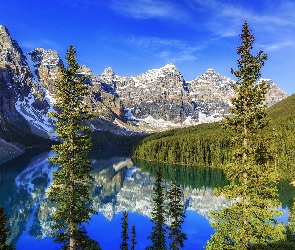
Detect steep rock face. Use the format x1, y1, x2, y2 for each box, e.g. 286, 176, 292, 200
0, 25, 289, 138
259, 79, 288, 106
26, 49, 126, 134
98, 64, 198, 126
0, 26, 52, 142
77, 65, 126, 121
28, 48, 63, 95
188, 68, 234, 122
0, 26, 32, 121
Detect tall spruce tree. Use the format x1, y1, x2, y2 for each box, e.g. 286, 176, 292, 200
167, 180, 187, 250
206, 21, 285, 250
0, 207, 15, 250
47, 46, 99, 250
147, 165, 167, 250
131, 225, 137, 250
120, 211, 129, 250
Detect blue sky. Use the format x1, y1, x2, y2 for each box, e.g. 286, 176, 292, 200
1, 0, 294, 94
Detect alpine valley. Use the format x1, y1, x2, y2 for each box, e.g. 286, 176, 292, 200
0, 25, 288, 154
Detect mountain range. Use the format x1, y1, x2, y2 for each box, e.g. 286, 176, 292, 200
0, 25, 288, 149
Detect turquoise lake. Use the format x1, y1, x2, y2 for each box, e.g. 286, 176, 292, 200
0, 148, 290, 249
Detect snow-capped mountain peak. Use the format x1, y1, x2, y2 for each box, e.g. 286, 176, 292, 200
0, 25, 289, 138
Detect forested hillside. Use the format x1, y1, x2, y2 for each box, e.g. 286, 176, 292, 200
133, 93, 295, 180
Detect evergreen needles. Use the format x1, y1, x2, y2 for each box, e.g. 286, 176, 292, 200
147, 165, 167, 250
206, 21, 285, 250
120, 211, 137, 250
47, 46, 99, 249
120, 211, 129, 250
167, 180, 187, 250
147, 166, 187, 250
0, 207, 14, 250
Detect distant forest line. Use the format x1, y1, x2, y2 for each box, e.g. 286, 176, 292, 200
132, 93, 295, 181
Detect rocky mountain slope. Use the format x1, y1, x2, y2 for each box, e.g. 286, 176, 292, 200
0, 25, 288, 141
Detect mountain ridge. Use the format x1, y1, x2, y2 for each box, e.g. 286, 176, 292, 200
0, 25, 289, 144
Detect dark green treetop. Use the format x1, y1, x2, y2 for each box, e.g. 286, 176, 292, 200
131, 225, 137, 250
47, 45, 98, 250
147, 165, 167, 250
167, 180, 187, 250
206, 21, 285, 250
120, 211, 129, 250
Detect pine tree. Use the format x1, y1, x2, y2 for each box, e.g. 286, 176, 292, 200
120, 211, 129, 250
131, 225, 137, 250
73, 226, 102, 250
0, 207, 15, 250
206, 21, 285, 250
167, 180, 187, 250
47, 45, 99, 250
147, 165, 167, 250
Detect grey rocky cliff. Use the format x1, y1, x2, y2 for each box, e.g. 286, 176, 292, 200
259, 78, 289, 107
0, 25, 289, 138
100, 64, 198, 125
0, 26, 51, 141
0, 26, 32, 120
188, 68, 234, 121
28, 48, 63, 96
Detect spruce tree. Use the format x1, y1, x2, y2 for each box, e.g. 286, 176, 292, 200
120, 211, 129, 250
206, 21, 285, 250
47, 46, 99, 250
131, 225, 137, 250
0, 207, 15, 250
147, 165, 167, 250
167, 180, 187, 250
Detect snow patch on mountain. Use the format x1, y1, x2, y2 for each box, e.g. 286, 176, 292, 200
134, 63, 179, 84
15, 94, 55, 139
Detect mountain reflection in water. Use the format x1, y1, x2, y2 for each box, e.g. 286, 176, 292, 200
0, 148, 236, 249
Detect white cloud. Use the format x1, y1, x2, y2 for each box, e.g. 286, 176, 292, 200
259, 41, 294, 52
106, 0, 186, 20
186, 0, 295, 51
126, 36, 184, 49
158, 50, 196, 63
124, 35, 205, 63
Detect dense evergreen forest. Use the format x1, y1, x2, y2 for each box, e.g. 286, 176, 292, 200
1, 119, 53, 148
91, 130, 146, 154
133, 93, 295, 181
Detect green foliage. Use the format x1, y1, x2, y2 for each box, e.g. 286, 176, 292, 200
61, 226, 102, 250
120, 211, 129, 250
287, 203, 295, 246
147, 165, 167, 250
91, 130, 146, 155
0, 207, 15, 250
47, 45, 98, 249
133, 122, 231, 167
167, 180, 187, 250
206, 21, 285, 250
278, 181, 295, 208
1, 119, 52, 147
265, 93, 295, 180
133, 87, 295, 182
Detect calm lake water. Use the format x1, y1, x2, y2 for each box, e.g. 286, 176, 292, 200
0, 148, 290, 249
